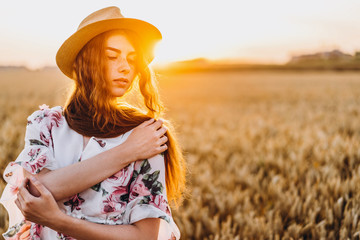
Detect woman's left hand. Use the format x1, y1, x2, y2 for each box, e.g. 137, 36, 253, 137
15, 177, 62, 226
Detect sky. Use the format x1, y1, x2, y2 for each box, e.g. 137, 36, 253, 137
1, 0, 360, 69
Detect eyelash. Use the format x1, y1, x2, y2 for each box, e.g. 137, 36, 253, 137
107, 56, 136, 64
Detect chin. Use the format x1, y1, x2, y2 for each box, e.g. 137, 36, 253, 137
112, 92, 125, 98
111, 88, 128, 98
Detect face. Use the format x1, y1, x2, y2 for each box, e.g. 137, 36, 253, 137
104, 32, 137, 97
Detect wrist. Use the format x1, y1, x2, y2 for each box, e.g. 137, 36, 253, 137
110, 142, 137, 166
47, 210, 69, 232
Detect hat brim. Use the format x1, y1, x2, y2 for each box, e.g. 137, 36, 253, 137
56, 18, 162, 79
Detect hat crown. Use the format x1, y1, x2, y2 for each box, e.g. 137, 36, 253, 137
78, 7, 124, 30
57, 6, 161, 79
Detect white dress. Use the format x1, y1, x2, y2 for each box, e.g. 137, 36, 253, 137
0, 105, 180, 240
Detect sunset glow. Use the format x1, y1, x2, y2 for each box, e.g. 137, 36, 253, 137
0, 0, 360, 69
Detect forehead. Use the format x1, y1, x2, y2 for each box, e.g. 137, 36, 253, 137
105, 32, 136, 53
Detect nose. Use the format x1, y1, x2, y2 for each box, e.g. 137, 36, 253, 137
117, 57, 130, 73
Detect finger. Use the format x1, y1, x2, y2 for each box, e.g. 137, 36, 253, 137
15, 193, 26, 212
137, 118, 155, 128
15, 198, 23, 211
18, 178, 32, 199
17, 192, 25, 203
150, 119, 163, 130
29, 177, 51, 197
158, 144, 168, 153
156, 126, 167, 137
159, 135, 168, 146
20, 177, 29, 189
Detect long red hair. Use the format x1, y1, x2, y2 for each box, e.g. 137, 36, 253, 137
63, 29, 186, 207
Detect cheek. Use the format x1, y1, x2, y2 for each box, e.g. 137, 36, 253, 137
130, 66, 137, 78
106, 63, 117, 79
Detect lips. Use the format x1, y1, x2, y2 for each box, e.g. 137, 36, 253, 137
113, 78, 129, 83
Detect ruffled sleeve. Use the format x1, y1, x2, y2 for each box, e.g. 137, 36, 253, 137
123, 153, 180, 240
14, 107, 62, 174
0, 106, 63, 239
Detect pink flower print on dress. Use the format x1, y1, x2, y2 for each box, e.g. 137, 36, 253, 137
93, 138, 106, 148
30, 223, 43, 240
63, 193, 85, 212
103, 200, 116, 213
129, 174, 151, 201
24, 154, 48, 174
107, 165, 133, 187
5, 221, 32, 240
28, 148, 41, 158
39, 131, 50, 147
111, 186, 127, 202
102, 194, 126, 213
150, 194, 171, 216
56, 232, 77, 240
33, 114, 44, 123
47, 110, 63, 128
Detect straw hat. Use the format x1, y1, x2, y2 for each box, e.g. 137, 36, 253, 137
56, 6, 162, 79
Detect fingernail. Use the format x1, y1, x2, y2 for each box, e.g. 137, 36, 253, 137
31, 176, 37, 182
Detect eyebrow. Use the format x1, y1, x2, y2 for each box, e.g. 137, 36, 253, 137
105, 47, 136, 55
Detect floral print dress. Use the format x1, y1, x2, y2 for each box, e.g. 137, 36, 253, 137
0, 105, 180, 240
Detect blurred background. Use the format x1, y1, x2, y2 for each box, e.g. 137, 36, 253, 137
1, 0, 360, 239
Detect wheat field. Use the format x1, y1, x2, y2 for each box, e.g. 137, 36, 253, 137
0, 69, 360, 239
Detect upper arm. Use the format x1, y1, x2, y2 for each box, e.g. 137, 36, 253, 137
129, 153, 169, 212
132, 218, 161, 240
122, 154, 180, 239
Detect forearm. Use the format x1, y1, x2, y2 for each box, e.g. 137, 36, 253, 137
24, 143, 135, 201
49, 212, 159, 240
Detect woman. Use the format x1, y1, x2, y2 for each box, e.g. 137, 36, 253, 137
0, 6, 186, 240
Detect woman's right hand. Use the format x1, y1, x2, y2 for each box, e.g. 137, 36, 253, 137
122, 118, 168, 161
